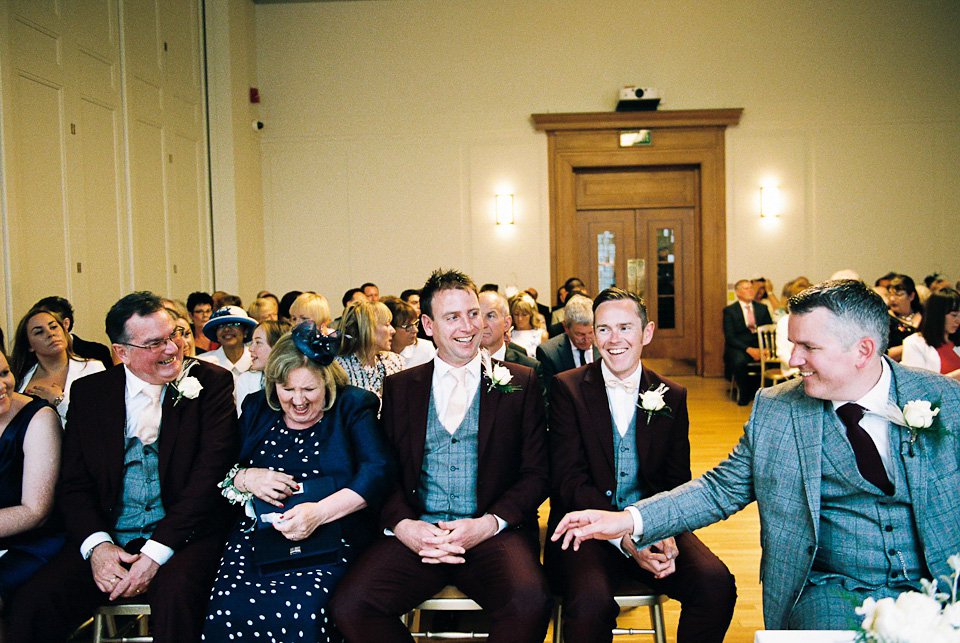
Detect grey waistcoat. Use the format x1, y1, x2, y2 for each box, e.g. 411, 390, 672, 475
418, 383, 481, 523
112, 436, 165, 546
613, 410, 646, 509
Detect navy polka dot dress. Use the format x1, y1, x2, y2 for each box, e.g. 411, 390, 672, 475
202, 420, 350, 643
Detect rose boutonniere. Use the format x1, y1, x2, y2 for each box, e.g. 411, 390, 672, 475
480, 348, 521, 393
638, 383, 672, 425
878, 398, 950, 445
172, 358, 203, 407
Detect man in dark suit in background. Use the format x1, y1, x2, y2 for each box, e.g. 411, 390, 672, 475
478, 290, 546, 402
723, 279, 773, 405
332, 269, 552, 643
537, 293, 599, 399
10, 292, 239, 643
546, 288, 735, 642
35, 295, 114, 368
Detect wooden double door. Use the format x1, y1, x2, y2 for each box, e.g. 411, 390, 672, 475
576, 167, 699, 367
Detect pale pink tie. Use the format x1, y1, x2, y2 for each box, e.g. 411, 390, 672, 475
136, 385, 163, 445
444, 368, 467, 432
745, 303, 757, 333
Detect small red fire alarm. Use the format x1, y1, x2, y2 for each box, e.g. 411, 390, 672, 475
250, 87, 260, 104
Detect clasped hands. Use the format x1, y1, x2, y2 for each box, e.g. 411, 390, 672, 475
90, 542, 159, 601
551, 508, 678, 579
394, 515, 498, 564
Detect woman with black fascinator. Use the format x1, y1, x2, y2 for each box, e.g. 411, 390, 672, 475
203, 321, 395, 643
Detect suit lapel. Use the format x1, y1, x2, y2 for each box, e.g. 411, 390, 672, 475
887, 359, 926, 507
560, 335, 576, 371
102, 368, 129, 497
407, 363, 434, 479
477, 363, 499, 463
635, 367, 659, 474
792, 395, 824, 537
157, 384, 181, 483
581, 362, 615, 475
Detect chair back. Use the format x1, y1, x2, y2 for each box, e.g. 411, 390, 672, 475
757, 324, 787, 387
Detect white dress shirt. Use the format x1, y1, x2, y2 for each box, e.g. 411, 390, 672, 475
601, 361, 642, 438
80, 366, 174, 566
198, 345, 252, 379
430, 353, 482, 433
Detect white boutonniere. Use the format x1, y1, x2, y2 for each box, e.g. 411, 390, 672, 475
876, 398, 950, 445
480, 348, 521, 393
172, 359, 203, 407
638, 383, 672, 425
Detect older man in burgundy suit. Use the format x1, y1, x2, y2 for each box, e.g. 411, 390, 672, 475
9, 292, 238, 643
332, 269, 552, 643
545, 288, 735, 643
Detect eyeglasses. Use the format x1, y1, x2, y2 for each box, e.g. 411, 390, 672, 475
121, 326, 185, 352
398, 321, 419, 332
218, 321, 245, 328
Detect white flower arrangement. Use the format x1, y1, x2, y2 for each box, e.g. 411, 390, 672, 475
218, 464, 253, 506
637, 383, 672, 425
171, 358, 203, 407
856, 554, 960, 643
480, 348, 521, 393
876, 398, 949, 445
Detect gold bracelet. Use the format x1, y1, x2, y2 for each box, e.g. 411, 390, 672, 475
236, 468, 246, 493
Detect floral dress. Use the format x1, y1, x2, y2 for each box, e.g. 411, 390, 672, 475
334, 352, 403, 400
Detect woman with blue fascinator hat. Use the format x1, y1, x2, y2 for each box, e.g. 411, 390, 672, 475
203, 321, 395, 642
197, 306, 258, 379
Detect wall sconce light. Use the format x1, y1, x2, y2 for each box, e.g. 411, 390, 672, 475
760, 185, 781, 217
496, 194, 514, 225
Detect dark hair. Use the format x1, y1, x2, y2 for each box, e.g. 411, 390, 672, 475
220, 294, 242, 308
34, 296, 74, 325
564, 277, 585, 290
0, 326, 5, 355
479, 283, 499, 293
342, 288, 365, 308
106, 292, 165, 344
186, 292, 214, 313
888, 275, 923, 314
400, 289, 420, 303
258, 319, 293, 347
360, 282, 378, 292
788, 279, 890, 354
592, 288, 648, 326
875, 272, 897, 287
383, 296, 416, 328
278, 291, 302, 321
12, 306, 78, 381
919, 289, 960, 349
420, 268, 477, 319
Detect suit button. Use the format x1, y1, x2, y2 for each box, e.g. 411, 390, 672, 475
605, 490, 613, 497
891, 571, 899, 578
888, 549, 896, 556
450, 466, 458, 471
620, 472, 627, 477
885, 525, 894, 532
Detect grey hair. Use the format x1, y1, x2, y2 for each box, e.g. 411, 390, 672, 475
788, 279, 889, 354
563, 294, 594, 326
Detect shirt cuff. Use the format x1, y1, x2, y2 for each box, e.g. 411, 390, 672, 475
140, 539, 174, 566
626, 506, 644, 537
81, 532, 113, 559
491, 514, 507, 535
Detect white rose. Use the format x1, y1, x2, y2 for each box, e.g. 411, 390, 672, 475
639, 391, 666, 412
942, 601, 960, 629
903, 400, 939, 429
872, 592, 945, 642
178, 376, 203, 399
491, 364, 513, 386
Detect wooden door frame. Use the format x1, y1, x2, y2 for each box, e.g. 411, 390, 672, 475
532, 109, 742, 377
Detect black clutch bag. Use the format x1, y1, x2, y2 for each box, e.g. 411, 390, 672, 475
252, 476, 342, 575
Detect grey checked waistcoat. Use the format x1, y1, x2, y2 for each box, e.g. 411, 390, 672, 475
418, 383, 481, 523
112, 436, 165, 546
613, 411, 647, 510
811, 412, 927, 589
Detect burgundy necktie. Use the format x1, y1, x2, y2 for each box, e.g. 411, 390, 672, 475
836, 403, 894, 495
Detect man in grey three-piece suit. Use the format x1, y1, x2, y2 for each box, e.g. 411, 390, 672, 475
553, 279, 960, 630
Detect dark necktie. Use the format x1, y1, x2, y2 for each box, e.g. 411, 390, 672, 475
835, 403, 894, 495
577, 349, 586, 366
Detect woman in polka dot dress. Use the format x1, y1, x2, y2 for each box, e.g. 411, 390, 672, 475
203, 323, 395, 642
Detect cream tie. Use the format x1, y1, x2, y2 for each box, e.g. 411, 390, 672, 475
444, 368, 467, 433
136, 385, 164, 445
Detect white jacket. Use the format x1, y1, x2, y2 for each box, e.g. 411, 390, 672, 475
902, 332, 960, 374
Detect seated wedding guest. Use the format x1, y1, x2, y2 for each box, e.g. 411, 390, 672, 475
925, 273, 952, 294
361, 282, 380, 302
289, 292, 332, 333
198, 306, 258, 379
383, 297, 434, 369
400, 289, 421, 317
211, 291, 228, 310
546, 288, 735, 643
220, 294, 243, 308
509, 293, 548, 358
203, 323, 394, 643
9, 291, 238, 643
0, 348, 64, 619
188, 292, 217, 352
525, 287, 553, 325
886, 274, 923, 361
775, 279, 813, 379
902, 289, 960, 380
752, 277, 781, 318
278, 290, 302, 323
169, 312, 200, 357
723, 279, 773, 406
247, 296, 279, 323
233, 319, 292, 413
11, 307, 105, 423
34, 296, 113, 369
335, 301, 403, 400
538, 294, 599, 399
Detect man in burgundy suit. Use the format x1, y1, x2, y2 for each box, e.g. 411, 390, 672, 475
331, 269, 552, 643
545, 288, 735, 643
9, 292, 238, 643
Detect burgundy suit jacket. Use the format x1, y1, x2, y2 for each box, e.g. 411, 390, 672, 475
378, 358, 548, 534
547, 361, 690, 530
58, 360, 239, 552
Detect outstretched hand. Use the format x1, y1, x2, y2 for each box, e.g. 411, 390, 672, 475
551, 509, 634, 551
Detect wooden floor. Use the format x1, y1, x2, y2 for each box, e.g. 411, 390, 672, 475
540, 375, 763, 643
